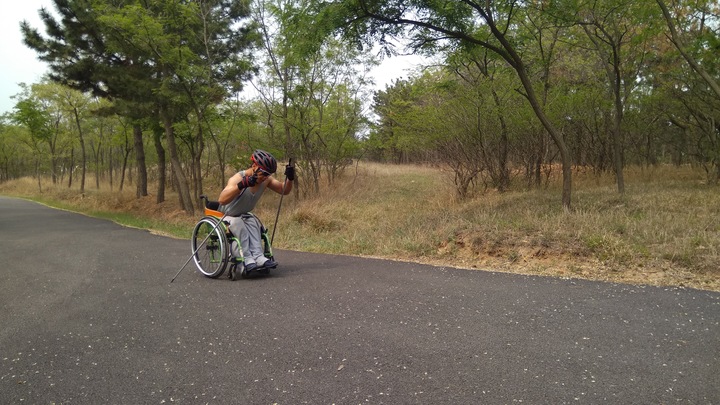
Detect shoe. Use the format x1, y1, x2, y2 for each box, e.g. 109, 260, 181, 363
245, 262, 258, 272
262, 258, 278, 269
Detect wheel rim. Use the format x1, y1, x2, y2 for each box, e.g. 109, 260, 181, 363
191, 217, 228, 278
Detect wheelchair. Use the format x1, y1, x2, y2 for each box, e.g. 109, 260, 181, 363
191, 195, 274, 280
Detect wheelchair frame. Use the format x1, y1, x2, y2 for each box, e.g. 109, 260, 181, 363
191, 195, 274, 280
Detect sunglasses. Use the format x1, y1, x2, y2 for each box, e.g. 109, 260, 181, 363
255, 167, 272, 176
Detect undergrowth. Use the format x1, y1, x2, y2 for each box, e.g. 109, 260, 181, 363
1, 162, 718, 291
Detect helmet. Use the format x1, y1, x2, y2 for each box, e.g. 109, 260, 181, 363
251, 149, 277, 174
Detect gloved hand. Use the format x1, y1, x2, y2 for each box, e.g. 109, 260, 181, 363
284, 164, 295, 181
237, 174, 257, 190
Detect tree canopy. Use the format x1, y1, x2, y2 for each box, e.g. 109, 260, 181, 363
3, 0, 718, 208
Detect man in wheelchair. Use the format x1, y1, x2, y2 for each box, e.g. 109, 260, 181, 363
217, 150, 294, 272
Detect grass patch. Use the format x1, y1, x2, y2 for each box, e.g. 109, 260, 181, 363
2, 162, 718, 291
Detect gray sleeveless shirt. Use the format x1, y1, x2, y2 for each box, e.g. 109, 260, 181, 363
219, 172, 267, 216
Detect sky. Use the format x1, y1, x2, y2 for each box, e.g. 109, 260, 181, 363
0, 0, 425, 116
1, 0, 50, 115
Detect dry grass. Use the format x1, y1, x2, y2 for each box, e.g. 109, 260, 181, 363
2, 162, 718, 291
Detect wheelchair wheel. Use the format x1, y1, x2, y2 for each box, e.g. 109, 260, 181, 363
191, 216, 229, 278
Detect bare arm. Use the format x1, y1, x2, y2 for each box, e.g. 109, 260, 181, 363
218, 172, 246, 205
266, 176, 293, 195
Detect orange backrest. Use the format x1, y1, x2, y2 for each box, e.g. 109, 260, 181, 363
204, 207, 224, 218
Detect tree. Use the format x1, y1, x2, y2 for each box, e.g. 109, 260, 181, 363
0, 117, 33, 182
655, 0, 720, 182
657, 0, 720, 100
254, 0, 375, 196
575, 0, 663, 194
10, 85, 56, 192
447, 47, 521, 192
21, 0, 154, 198
203, 99, 259, 188
323, 0, 575, 208
46, 84, 92, 192
22, 0, 258, 213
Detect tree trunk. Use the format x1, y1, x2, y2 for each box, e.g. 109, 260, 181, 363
491, 88, 509, 191
581, 22, 628, 195
108, 146, 113, 191
153, 127, 166, 204
50, 117, 60, 185
94, 143, 101, 190
515, 65, 572, 209
193, 123, 204, 204
120, 146, 129, 192
67, 148, 74, 189
133, 124, 148, 198
73, 107, 86, 193
161, 107, 194, 214
35, 158, 42, 193
612, 86, 625, 194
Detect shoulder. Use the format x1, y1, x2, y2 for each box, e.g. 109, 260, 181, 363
227, 171, 244, 183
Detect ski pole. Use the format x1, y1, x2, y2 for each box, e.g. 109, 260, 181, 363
271, 158, 293, 246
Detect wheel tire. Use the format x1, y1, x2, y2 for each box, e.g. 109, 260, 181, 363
230, 262, 244, 281
191, 217, 229, 278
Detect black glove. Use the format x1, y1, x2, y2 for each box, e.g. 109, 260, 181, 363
284, 164, 295, 181
237, 174, 257, 190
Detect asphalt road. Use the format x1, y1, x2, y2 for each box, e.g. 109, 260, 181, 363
0, 195, 718, 404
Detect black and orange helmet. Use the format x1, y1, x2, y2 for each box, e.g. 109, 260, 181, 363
251, 149, 277, 174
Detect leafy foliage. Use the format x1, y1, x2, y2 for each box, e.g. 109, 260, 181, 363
6, 0, 720, 206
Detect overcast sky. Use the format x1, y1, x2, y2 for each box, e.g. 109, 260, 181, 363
0, 0, 425, 116
1, 0, 51, 115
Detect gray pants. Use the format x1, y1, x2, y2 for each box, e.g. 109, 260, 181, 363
225, 214, 268, 266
